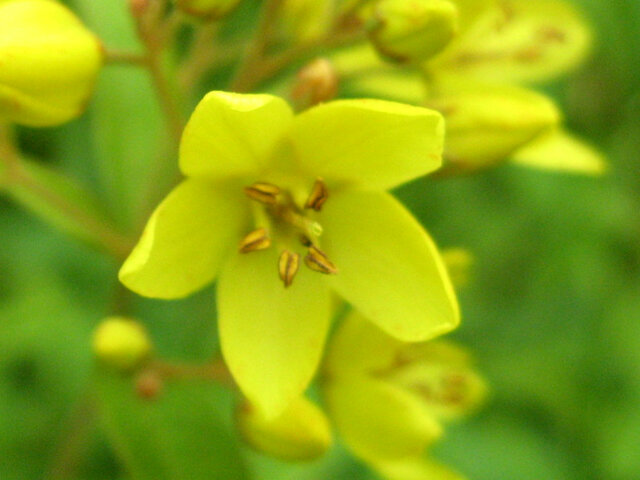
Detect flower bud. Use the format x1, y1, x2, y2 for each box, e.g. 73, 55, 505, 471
367, 0, 459, 63
236, 397, 332, 461
93, 317, 152, 371
278, 0, 333, 42
430, 82, 560, 172
441, 248, 473, 288
0, 0, 103, 127
175, 0, 241, 18
292, 58, 339, 110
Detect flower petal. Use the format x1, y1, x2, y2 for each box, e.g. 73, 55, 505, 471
511, 128, 607, 175
435, 0, 592, 85
324, 310, 401, 378
321, 190, 459, 342
372, 458, 466, 480
289, 99, 444, 190
180, 91, 293, 179
324, 375, 442, 461
119, 179, 247, 299
217, 249, 331, 419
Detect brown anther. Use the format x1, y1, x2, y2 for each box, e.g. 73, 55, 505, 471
304, 246, 338, 275
304, 178, 329, 211
244, 182, 281, 205
239, 228, 271, 253
278, 250, 300, 287
299, 235, 313, 247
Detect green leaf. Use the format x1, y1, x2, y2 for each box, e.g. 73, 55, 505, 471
95, 371, 249, 480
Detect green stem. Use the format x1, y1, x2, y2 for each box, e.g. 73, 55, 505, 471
0, 125, 133, 259
134, 0, 185, 147
104, 48, 147, 66
229, 0, 286, 92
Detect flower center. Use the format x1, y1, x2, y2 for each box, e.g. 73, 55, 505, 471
238, 178, 338, 288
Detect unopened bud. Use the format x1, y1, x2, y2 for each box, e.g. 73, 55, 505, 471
367, 0, 459, 63
175, 0, 241, 18
431, 83, 560, 172
292, 59, 339, 110
0, 0, 103, 127
236, 397, 332, 461
129, 0, 150, 17
93, 317, 152, 371
135, 370, 163, 400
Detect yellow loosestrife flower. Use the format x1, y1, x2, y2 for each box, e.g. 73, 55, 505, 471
0, 0, 103, 127
323, 311, 486, 480
119, 91, 459, 418
335, 0, 604, 175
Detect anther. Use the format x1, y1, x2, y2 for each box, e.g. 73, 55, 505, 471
244, 182, 281, 205
239, 228, 271, 253
304, 246, 338, 275
279, 250, 300, 287
304, 178, 329, 211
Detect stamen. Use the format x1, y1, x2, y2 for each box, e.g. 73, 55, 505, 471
244, 182, 281, 205
278, 250, 300, 287
304, 178, 329, 211
304, 246, 338, 275
239, 227, 271, 253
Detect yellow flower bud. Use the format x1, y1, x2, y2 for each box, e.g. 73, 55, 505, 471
92, 317, 152, 371
430, 81, 560, 172
278, 0, 333, 43
175, 0, 241, 18
291, 58, 339, 110
236, 397, 332, 461
367, 0, 459, 63
0, 0, 103, 127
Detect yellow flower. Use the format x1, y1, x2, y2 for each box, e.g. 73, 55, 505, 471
0, 0, 103, 127
323, 311, 486, 480
335, 0, 605, 175
119, 91, 459, 418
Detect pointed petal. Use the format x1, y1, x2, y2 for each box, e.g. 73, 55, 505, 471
119, 180, 247, 299
289, 99, 444, 190
321, 191, 459, 342
324, 310, 401, 377
324, 376, 442, 461
436, 0, 592, 84
373, 458, 466, 480
180, 91, 293, 179
218, 249, 332, 419
511, 129, 607, 175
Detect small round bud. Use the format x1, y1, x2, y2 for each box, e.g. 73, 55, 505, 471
0, 0, 103, 127
236, 397, 332, 462
93, 317, 152, 371
135, 370, 164, 400
367, 0, 459, 63
292, 58, 339, 110
129, 0, 150, 18
175, 0, 241, 19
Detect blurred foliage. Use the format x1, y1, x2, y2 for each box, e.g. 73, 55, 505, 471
1, 0, 639, 479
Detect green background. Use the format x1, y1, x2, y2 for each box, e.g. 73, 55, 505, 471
1, 0, 639, 479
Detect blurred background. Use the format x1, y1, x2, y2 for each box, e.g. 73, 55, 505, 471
1, 0, 639, 479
